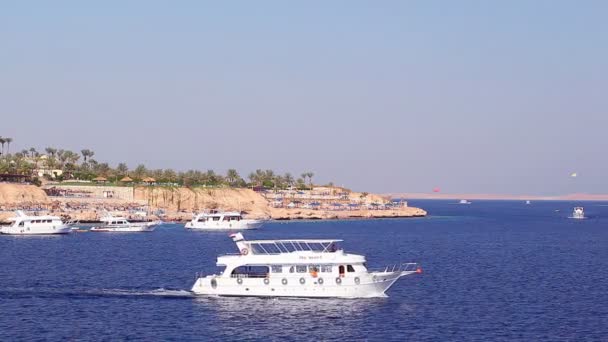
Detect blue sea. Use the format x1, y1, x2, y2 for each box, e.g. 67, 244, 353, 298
1, 200, 607, 341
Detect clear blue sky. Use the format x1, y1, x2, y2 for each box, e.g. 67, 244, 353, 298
2, 1, 607, 194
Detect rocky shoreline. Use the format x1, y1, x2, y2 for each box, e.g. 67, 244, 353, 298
0, 183, 427, 223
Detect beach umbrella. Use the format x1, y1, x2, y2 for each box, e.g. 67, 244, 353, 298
120, 176, 133, 182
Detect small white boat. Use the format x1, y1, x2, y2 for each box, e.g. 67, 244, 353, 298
459, 199, 471, 204
525, 200, 531, 205
185, 211, 265, 230
90, 214, 159, 232
569, 207, 585, 220
191, 233, 421, 298
0, 211, 71, 235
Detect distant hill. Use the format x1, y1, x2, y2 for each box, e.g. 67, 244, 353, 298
386, 193, 608, 201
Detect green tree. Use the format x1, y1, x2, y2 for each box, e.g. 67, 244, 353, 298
133, 164, 148, 180
163, 169, 177, 183
116, 163, 129, 176
0, 137, 5, 156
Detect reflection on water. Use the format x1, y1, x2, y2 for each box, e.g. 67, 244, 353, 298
195, 295, 385, 318
193, 296, 398, 340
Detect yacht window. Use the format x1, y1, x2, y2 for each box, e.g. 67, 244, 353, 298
321, 265, 332, 273
289, 266, 295, 273
296, 265, 307, 273
19, 221, 24, 227
231, 265, 269, 278
308, 265, 320, 273
271, 265, 283, 273
213, 217, 221, 221
347, 265, 355, 272
198, 217, 206, 222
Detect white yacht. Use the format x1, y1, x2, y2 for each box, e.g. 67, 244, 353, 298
0, 211, 71, 235
185, 211, 265, 230
90, 214, 159, 232
459, 199, 471, 204
525, 200, 531, 205
569, 207, 585, 219
191, 233, 422, 298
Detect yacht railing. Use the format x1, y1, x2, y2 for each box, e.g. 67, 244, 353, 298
375, 263, 421, 273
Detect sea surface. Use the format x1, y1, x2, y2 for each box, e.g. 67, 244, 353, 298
1, 200, 607, 341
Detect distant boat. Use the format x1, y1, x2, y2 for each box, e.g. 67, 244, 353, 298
0, 210, 72, 235
569, 207, 585, 220
459, 200, 471, 205
90, 214, 159, 232
185, 211, 265, 230
525, 200, 531, 205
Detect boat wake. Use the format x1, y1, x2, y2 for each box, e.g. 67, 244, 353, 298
0, 287, 194, 300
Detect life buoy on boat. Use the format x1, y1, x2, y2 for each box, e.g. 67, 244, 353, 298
318, 278, 324, 285
240, 248, 249, 255
354, 277, 360, 285
264, 278, 270, 285
237, 278, 243, 285
335, 277, 342, 285
282, 278, 288, 285
299, 277, 305, 285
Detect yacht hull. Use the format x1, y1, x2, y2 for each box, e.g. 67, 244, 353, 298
191, 271, 416, 298
89, 225, 156, 232
185, 220, 264, 230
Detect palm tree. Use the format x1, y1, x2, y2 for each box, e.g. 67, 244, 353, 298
0, 137, 5, 156
226, 169, 239, 186
306, 172, 314, 189
5, 137, 12, 155
284, 173, 294, 187
29, 147, 37, 158
248, 172, 257, 188
81, 149, 94, 164
45, 147, 57, 157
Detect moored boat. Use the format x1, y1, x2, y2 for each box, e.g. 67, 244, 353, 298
0, 211, 71, 235
185, 211, 265, 230
191, 233, 421, 298
90, 214, 159, 232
